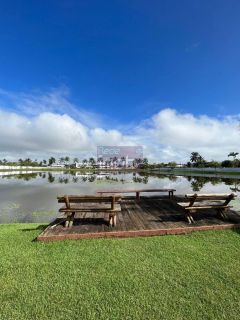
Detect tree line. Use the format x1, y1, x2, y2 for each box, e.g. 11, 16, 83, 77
0, 156, 149, 167
186, 151, 240, 168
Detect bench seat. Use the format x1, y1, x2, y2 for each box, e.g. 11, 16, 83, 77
97, 188, 176, 199
57, 195, 121, 228
178, 193, 236, 224
59, 203, 121, 212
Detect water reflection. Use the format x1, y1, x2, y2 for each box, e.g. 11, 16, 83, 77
2, 171, 240, 192
1, 170, 240, 223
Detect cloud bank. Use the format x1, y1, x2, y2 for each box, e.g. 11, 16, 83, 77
0, 88, 240, 162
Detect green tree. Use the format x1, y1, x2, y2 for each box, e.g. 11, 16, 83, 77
190, 152, 206, 167
143, 158, 148, 165
59, 157, 65, 164
190, 152, 200, 163
89, 157, 96, 166
228, 152, 239, 167
65, 156, 70, 163
221, 160, 232, 168
228, 152, 239, 160
48, 157, 56, 166
121, 156, 126, 167
82, 159, 88, 165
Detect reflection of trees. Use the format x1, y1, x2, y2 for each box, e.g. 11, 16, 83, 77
209, 177, 222, 185
132, 176, 149, 184
142, 176, 148, 184
105, 176, 119, 182
88, 175, 96, 182
48, 173, 55, 183
191, 180, 205, 192
81, 176, 88, 182
190, 177, 209, 192
2, 173, 38, 181
58, 177, 69, 184
229, 180, 240, 193
138, 172, 170, 180
72, 177, 78, 183
167, 175, 178, 182
221, 178, 237, 186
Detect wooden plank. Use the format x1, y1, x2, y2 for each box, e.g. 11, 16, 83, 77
129, 202, 148, 229
135, 199, 166, 229
59, 203, 121, 212
186, 193, 236, 197
97, 189, 176, 193
37, 223, 240, 241
184, 205, 232, 210
115, 204, 127, 232
58, 196, 121, 203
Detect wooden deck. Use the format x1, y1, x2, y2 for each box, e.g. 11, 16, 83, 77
37, 196, 240, 241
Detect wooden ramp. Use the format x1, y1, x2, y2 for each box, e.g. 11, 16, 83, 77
37, 196, 240, 241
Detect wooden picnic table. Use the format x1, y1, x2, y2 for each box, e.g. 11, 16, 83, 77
57, 195, 121, 228
97, 188, 176, 200
178, 193, 237, 223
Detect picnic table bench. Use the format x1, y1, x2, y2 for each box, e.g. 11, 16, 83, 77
178, 193, 236, 224
97, 188, 176, 200
57, 195, 121, 228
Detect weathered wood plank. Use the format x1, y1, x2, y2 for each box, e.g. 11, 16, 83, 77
38, 196, 240, 241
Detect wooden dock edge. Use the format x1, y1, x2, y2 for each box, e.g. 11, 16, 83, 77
37, 223, 240, 242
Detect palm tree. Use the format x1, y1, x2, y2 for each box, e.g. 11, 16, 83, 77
48, 157, 56, 166
65, 156, 70, 163
113, 156, 118, 167
143, 158, 148, 165
228, 152, 239, 159
97, 157, 103, 164
228, 152, 239, 167
190, 152, 205, 167
89, 157, 96, 166
59, 157, 65, 164
73, 157, 79, 163
121, 156, 125, 167
190, 152, 200, 163
82, 159, 88, 165
133, 158, 142, 168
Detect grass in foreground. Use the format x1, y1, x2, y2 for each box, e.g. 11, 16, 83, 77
0, 225, 240, 320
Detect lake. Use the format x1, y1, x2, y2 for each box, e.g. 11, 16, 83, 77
1, 170, 240, 223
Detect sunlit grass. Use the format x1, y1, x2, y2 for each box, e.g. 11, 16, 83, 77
0, 224, 240, 319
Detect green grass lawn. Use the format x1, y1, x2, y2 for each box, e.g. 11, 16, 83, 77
0, 225, 240, 320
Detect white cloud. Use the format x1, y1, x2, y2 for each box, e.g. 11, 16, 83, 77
0, 88, 240, 162
136, 108, 240, 162
0, 86, 103, 128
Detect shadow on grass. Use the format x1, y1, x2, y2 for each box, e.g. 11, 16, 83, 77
231, 227, 240, 235
18, 225, 48, 242
20, 225, 47, 232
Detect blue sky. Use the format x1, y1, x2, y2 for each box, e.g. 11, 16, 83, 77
0, 0, 240, 161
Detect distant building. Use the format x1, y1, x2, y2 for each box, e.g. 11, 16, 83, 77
97, 146, 143, 167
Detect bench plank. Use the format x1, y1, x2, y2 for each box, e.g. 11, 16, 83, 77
57, 195, 121, 228
97, 189, 176, 199
178, 193, 236, 224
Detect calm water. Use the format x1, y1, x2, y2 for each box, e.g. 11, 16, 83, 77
1, 170, 240, 223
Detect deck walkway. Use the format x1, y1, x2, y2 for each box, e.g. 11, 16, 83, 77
37, 196, 240, 241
